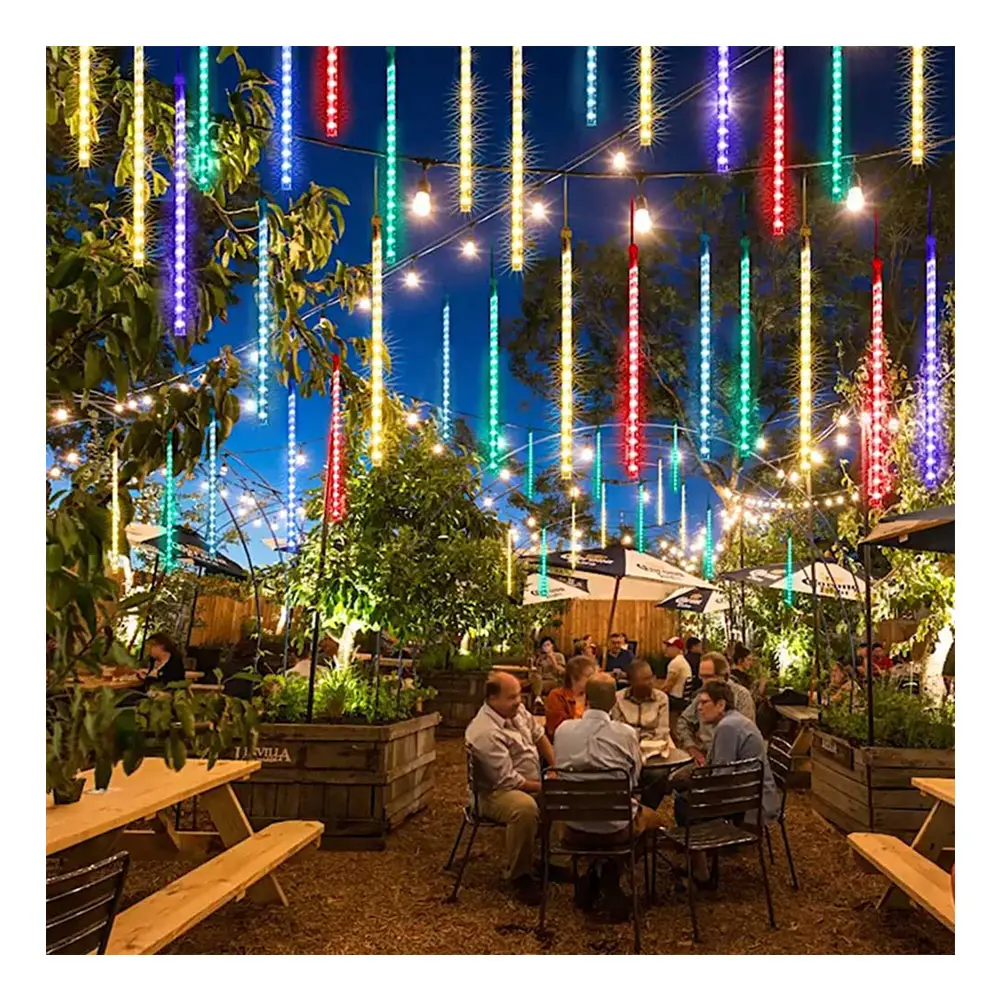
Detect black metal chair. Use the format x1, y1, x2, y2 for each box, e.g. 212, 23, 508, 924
661, 758, 775, 942
538, 767, 649, 954
764, 736, 800, 889
46, 851, 130, 955
443, 745, 505, 902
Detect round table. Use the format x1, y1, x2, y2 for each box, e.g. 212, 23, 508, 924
640, 745, 692, 774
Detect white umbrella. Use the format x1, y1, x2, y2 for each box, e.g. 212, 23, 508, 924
720, 559, 865, 602
657, 585, 730, 615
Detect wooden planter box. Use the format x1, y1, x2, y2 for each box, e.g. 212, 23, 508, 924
230, 713, 440, 851
421, 671, 492, 732
810, 729, 955, 836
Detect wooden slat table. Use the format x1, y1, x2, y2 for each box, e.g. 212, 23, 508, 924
774, 704, 820, 787
879, 777, 954, 912
774, 704, 820, 723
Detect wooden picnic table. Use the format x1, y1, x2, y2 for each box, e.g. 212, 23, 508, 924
774, 704, 820, 723
47, 758, 322, 954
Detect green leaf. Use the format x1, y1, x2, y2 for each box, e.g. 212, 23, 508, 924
47, 309, 81, 338
83, 343, 104, 389
49, 254, 85, 290
46, 543, 64, 573
169, 732, 187, 771
94, 758, 112, 791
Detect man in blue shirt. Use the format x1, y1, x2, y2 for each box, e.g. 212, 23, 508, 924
604, 632, 634, 684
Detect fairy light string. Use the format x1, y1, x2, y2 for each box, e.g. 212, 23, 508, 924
196, 46, 213, 189
771, 46, 786, 237
78, 46, 92, 167
586, 47, 598, 127
256, 200, 270, 423
172, 76, 188, 338
511, 46, 525, 271
132, 46, 146, 266
459, 46, 473, 212
441, 296, 451, 441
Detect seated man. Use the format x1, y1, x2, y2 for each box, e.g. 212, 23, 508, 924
674, 651, 755, 764
612, 660, 673, 742
553, 673, 663, 916
604, 632, 634, 684
465, 671, 556, 904
672, 681, 780, 883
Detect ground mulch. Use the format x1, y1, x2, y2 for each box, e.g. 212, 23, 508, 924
119, 735, 954, 955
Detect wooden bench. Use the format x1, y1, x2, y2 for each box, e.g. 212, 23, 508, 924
106, 820, 322, 955
847, 832, 954, 932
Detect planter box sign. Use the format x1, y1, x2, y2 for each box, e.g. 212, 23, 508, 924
810, 729, 955, 837
230, 713, 441, 851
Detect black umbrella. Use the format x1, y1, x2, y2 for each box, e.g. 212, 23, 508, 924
858, 505, 954, 555
126, 523, 247, 580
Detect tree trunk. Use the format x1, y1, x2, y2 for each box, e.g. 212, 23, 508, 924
336, 621, 364, 670
922, 621, 953, 705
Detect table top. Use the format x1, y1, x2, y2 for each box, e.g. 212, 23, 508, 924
775, 704, 821, 723
641, 745, 692, 770
912, 777, 955, 807
46, 758, 260, 856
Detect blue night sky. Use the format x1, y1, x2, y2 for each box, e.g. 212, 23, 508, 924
138, 45, 954, 571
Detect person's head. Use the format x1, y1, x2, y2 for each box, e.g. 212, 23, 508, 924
539, 636, 557, 655
686, 636, 703, 655
662, 637, 682, 659
872, 642, 885, 658
585, 672, 618, 713
699, 651, 730, 682
732, 643, 751, 669
696, 680, 734, 726
485, 671, 523, 719
629, 659, 655, 699
565, 655, 597, 695
831, 661, 847, 687
609, 632, 626, 652
147, 632, 180, 662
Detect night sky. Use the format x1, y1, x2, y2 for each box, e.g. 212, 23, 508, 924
137, 45, 954, 570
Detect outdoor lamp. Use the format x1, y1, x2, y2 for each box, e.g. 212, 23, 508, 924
612, 150, 627, 172
634, 194, 652, 234
846, 175, 865, 213
412, 170, 432, 218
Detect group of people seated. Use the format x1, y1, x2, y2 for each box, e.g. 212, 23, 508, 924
465, 640, 778, 916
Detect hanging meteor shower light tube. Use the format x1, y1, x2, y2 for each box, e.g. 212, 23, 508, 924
110, 444, 120, 569
922, 192, 940, 487
831, 46, 844, 200
442, 297, 451, 441
196, 46, 212, 189
507, 529, 514, 595
257, 200, 270, 423
586, 46, 598, 126
325, 46, 339, 138
488, 252, 500, 472
638, 46, 653, 147
636, 482, 646, 553
172, 76, 188, 338
739, 233, 752, 456
680, 480, 688, 551
799, 183, 812, 469
280, 46, 293, 190
539, 526, 549, 597
600, 482, 607, 549
132, 46, 146, 266
287, 382, 298, 552
385, 48, 398, 264
670, 423, 680, 493
560, 220, 573, 480
78, 46, 92, 167
511, 46, 524, 271
207, 416, 218, 557
371, 209, 384, 465
657, 456, 664, 525
459, 46, 473, 212
593, 427, 602, 500
526, 429, 535, 502
624, 202, 641, 480
784, 533, 794, 606
699, 231, 712, 458
163, 430, 176, 572
325, 355, 345, 523
570, 499, 578, 567
772, 46, 786, 237
703, 503, 714, 580
868, 215, 888, 508
911, 46, 925, 166
716, 46, 730, 172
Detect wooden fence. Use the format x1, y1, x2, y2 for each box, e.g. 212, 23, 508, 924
189, 593, 284, 647
539, 600, 679, 661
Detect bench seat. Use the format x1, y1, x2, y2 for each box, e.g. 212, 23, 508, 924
107, 820, 322, 955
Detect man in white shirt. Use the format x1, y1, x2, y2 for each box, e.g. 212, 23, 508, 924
662, 637, 692, 699
553, 674, 663, 915
465, 671, 556, 903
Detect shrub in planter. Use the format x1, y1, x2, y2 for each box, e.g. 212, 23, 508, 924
820, 683, 955, 749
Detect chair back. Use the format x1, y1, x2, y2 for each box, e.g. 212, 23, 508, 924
682, 676, 698, 701
538, 767, 633, 831
465, 744, 491, 819
685, 758, 765, 831
766, 735, 794, 819
46, 851, 130, 955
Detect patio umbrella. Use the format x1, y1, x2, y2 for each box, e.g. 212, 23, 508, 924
522, 569, 678, 605
657, 585, 730, 615
719, 559, 865, 602
859, 504, 954, 555
126, 523, 247, 580
525, 545, 708, 666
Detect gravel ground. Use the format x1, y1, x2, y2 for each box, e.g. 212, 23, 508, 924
119, 735, 954, 955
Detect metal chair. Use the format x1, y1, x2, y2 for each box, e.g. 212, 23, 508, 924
661, 758, 774, 942
46, 851, 130, 955
764, 736, 800, 889
443, 745, 505, 902
538, 767, 649, 954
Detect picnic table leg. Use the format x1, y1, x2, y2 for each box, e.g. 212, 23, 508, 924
878, 800, 954, 911
200, 783, 289, 907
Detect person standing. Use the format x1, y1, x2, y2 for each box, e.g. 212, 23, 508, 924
685, 636, 704, 679
661, 637, 692, 700
465, 671, 556, 904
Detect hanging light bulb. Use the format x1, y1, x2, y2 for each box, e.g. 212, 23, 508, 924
295, 449, 306, 466
404, 266, 420, 289
846, 178, 865, 213
462, 239, 478, 258
531, 200, 547, 221
633, 194, 652, 234
412, 169, 432, 217
406, 411, 420, 427
612, 150, 627, 172
581, 445, 594, 463
357, 295, 372, 312
432, 442, 444, 455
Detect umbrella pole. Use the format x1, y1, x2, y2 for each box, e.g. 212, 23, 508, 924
281, 562, 292, 673
134, 553, 161, 656
603, 576, 622, 671
864, 543, 875, 746
306, 508, 333, 723
219, 493, 263, 668
184, 566, 203, 651
739, 518, 747, 645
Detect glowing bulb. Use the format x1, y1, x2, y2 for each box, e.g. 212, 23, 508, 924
358, 296, 371, 312
531, 201, 547, 221
824, 497, 833, 507
141, 395, 152, 408
114, 403, 124, 414
219, 488, 229, 499
633, 195, 652, 234
254, 518, 263, 528
53, 408, 69, 422
581, 446, 594, 463
127, 399, 139, 411
846, 183, 865, 213
621, 534, 633, 546
789, 470, 800, 484
406, 411, 420, 427
777, 469, 785, 480
570, 486, 581, 499
836, 432, 849, 448
527, 516, 536, 527
852, 491, 860, 502
888, 417, 900, 433
243, 398, 257, 414
296, 450, 306, 466
404, 268, 420, 289
612, 150, 627, 172
755, 436, 766, 451
483, 496, 494, 508
462, 239, 478, 258
500, 468, 511, 482
811, 449, 823, 465
412, 174, 432, 217
432, 442, 444, 455
837, 413, 850, 427
531, 531, 540, 542
49, 466, 62, 479
65, 451, 79, 466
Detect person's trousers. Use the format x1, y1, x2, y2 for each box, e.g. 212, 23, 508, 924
479, 788, 539, 881
528, 671, 559, 700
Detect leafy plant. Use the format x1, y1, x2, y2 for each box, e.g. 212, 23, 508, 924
258, 672, 310, 723
820, 682, 954, 749
313, 667, 436, 724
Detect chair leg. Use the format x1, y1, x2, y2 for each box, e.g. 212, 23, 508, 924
538, 836, 550, 938
779, 818, 799, 890
709, 850, 719, 889
756, 837, 777, 928
447, 820, 479, 903
764, 824, 775, 864
628, 852, 641, 953
444, 816, 468, 871
686, 849, 700, 943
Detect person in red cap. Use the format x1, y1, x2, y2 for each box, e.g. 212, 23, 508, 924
661, 637, 692, 700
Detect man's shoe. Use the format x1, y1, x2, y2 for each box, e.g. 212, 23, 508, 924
510, 875, 542, 906
574, 864, 601, 911
533, 862, 574, 884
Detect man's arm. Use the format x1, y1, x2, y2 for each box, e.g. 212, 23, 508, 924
653, 699, 674, 744
675, 701, 700, 751
472, 732, 525, 793
536, 733, 556, 770
707, 720, 739, 767
664, 658, 685, 695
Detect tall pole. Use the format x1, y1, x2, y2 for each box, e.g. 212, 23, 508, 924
739, 516, 747, 645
